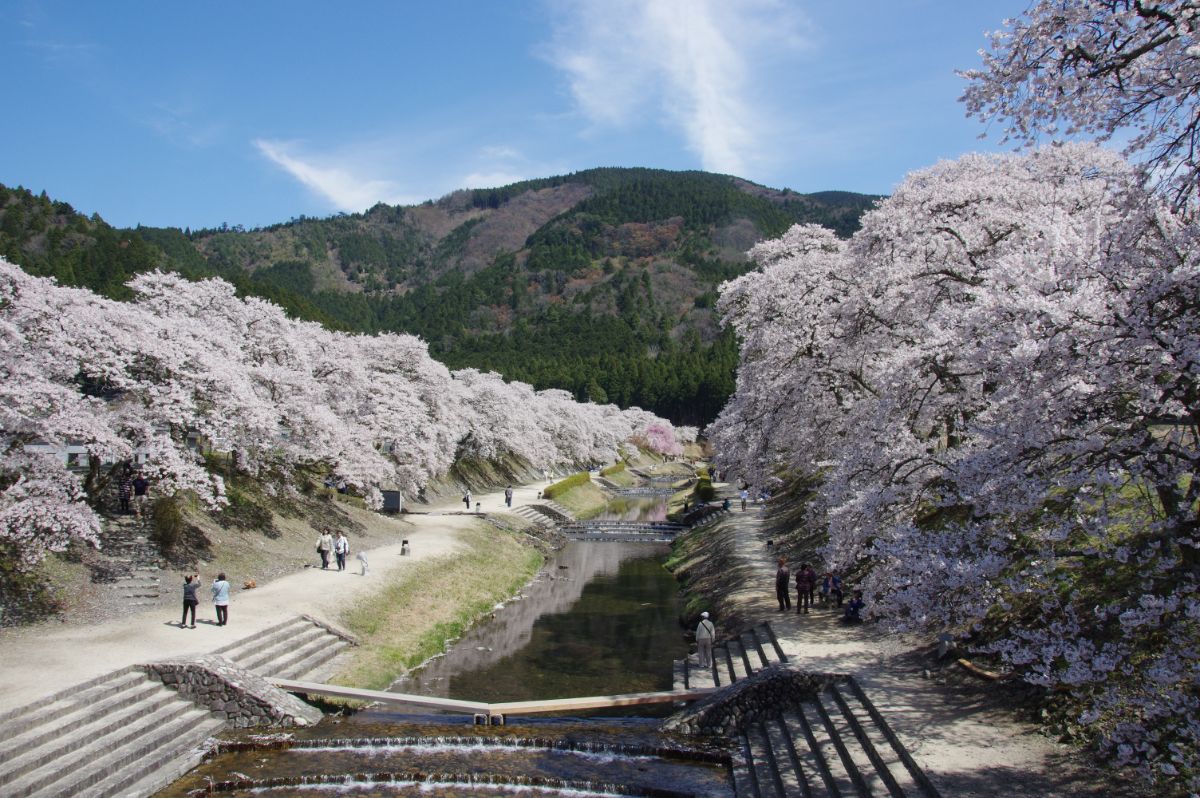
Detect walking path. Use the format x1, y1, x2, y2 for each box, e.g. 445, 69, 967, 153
0, 479, 554, 715
706, 489, 1120, 797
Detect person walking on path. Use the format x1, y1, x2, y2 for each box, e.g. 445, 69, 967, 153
463, 489, 472, 510
775, 557, 792, 612
740, 488, 749, 511
796, 563, 817, 614
695, 611, 716, 668
334, 532, 349, 571
180, 574, 199, 628
504, 486, 514, 507
357, 549, 369, 576
117, 474, 133, 515
317, 530, 333, 569
211, 573, 230, 626
132, 471, 150, 518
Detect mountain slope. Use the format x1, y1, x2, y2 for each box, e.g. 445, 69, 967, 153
0, 170, 878, 424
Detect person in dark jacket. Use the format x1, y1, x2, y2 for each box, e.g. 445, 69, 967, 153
795, 563, 817, 615
775, 557, 792, 611
180, 574, 199, 628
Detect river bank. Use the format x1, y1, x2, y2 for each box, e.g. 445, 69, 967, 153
0, 478, 569, 714
670, 484, 1143, 798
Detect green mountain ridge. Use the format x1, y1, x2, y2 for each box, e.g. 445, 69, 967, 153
0, 170, 879, 424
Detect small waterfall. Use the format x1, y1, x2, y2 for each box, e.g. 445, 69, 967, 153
198, 769, 701, 796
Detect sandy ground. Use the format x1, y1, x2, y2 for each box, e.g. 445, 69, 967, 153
707, 495, 1131, 798
0, 479, 554, 716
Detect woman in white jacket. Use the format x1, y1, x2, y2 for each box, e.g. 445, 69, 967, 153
211, 573, 230, 626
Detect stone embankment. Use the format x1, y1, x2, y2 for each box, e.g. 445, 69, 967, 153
0, 616, 353, 798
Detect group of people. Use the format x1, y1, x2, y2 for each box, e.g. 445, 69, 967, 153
316, 529, 366, 574
116, 470, 151, 517
775, 558, 864, 623
180, 572, 229, 628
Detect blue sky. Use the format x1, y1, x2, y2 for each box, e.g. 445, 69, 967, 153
4, 0, 1017, 231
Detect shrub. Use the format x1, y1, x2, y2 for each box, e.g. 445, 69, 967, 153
694, 477, 715, 502
542, 472, 591, 499
150, 496, 186, 550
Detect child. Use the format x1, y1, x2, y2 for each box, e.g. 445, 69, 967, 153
842, 590, 865, 624
357, 549, 369, 576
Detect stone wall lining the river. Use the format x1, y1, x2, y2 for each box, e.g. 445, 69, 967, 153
140, 655, 324, 728
663, 663, 845, 736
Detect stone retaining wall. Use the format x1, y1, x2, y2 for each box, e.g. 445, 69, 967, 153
140, 655, 324, 728
663, 663, 845, 737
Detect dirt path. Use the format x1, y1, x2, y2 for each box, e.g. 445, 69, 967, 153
708, 488, 1123, 797
0, 480, 554, 715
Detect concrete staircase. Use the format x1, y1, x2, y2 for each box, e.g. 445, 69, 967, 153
214, 615, 356, 683
0, 667, 223, 798
509, 500, 575, 527
675, 623, 939, 798
0, 617, 355, 798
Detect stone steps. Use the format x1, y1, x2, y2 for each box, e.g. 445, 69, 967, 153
680, 622, 786, 691
0, 668, 222, 798
673, 622, 937, 797
215, 615, 356, 682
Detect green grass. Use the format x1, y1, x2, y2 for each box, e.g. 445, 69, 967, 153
333, 522, 543, 690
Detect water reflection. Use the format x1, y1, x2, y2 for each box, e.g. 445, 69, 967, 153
391, 541, 684, 707
586, 496, 669, 522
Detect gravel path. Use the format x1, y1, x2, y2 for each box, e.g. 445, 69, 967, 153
709, 491, 1126, 797
0, 480, 554, 715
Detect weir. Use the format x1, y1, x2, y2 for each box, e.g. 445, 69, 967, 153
269, 677, 716, 718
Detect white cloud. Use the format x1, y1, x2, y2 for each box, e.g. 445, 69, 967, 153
544, 0, 810, 176
254, 139, 419, 212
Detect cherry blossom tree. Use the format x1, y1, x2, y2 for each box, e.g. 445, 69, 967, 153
961, 0, 1200, 211
711, 144, 1200, 786
2, 260, 676, 565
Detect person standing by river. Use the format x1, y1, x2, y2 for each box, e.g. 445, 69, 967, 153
775, 557, 792, 612
695, 611, 715, 668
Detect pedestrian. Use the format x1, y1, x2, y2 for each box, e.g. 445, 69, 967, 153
463, 489, 471, 510
211, 572, 230, 626
180, 574, 199, 628
317, 529, 333, 569
695, 611, 716, 668
334, 531, 349, 571
117, 473, 133, 515
820, 572, 832, 605
842, 590, 865, 624
775, 557, 792, 612
831, 573, 844, 608
796, 562, 817, 615
740, 488, 749, 511
357, 549, 369, 576
132, 471, 150, 518
504, 485, 514, 507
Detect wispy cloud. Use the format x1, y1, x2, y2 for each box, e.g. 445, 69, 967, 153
544, 0, 810, 176
254, 139, 419, 212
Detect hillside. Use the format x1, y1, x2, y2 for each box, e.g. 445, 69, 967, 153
0, 171, 878, 424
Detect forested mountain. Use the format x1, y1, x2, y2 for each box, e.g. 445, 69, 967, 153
0, 171, 877, 424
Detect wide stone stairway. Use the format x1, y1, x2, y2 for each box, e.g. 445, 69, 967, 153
676, 622, 941, 798
0, 616, 354, 798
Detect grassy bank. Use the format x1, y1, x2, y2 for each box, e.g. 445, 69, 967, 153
331, 521, 543, 690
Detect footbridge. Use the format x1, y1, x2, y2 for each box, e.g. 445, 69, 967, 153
267, 678, 715, 725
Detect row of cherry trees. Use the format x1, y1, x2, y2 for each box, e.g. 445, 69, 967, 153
712, 1, 1199, 788
0, 261, 688, 569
